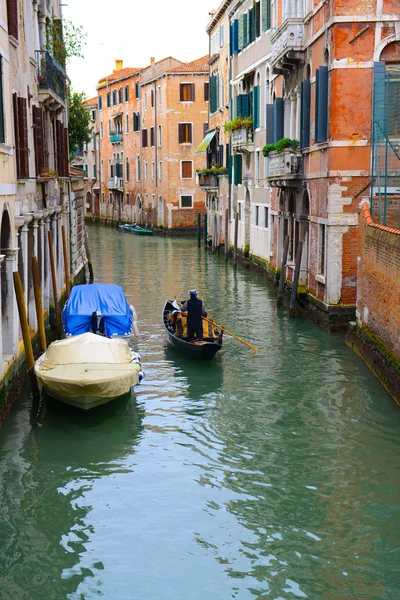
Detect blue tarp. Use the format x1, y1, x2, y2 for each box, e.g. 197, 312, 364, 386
62, 284, 133, 336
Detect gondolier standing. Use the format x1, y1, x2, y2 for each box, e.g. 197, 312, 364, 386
181, 290, 207, 340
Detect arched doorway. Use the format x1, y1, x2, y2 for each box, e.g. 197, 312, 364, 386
86, 191, 93, 215
158, 196, 164, 227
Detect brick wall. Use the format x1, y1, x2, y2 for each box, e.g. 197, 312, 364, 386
358, 202, 400, 357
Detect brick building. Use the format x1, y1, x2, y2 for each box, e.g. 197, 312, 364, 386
94, 56, 209, 231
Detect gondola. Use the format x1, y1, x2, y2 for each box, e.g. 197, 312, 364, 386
163, 300, 223, 360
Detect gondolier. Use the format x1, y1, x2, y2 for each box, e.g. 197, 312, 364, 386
181, 290, 207, 341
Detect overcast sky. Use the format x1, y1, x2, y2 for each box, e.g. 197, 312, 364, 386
63, 0, 213, 98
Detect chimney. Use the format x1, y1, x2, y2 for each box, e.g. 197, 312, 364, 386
150, 57, 155, 66
115, 59, 123, 72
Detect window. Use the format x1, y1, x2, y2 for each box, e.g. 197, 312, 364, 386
178, 123, 192, 143
100, 122, 104, 138
180, 83, 195, 102
255, 150, 260, 186
112, 90, 117, 106
133, 112, 140, 132
126, 193, 129, 204
180, 195, 193, 208
151, 89, 154, 107
118, 88, 122, 104
150, 127, 155, 146
7, 0, 18, 39
91, 109, 96, 121
144, 93, 147, 109
264, 206, 269, 228
158, 125, 162, 146
157, 86, 161, 104
137, 155, 141, 181
319, 224, 326, 275
144, 162, 148, 179
109, 193, 112, 203
151, 161, 155, 180
219, 25, 224, 48
102, 192, 105, 204
204, 82, 209, 102
135, 81, 139, 99
255, 1, 261, 38
158, 161, 162, 180
142, 128, 148, 147
126, 157, 130, 181
107, 92, 111, 108
238, 202, 243, 220
126, 114, 129, 133
152, 194, 155, 207
255, 205, 259, 226
13, 94, 29, 178
101, 160, 104, 180
98, 95, 102, 110
181, 160, 193, 179
92, 163, 96, 179
84, 164, 88, 178
125, 85, 129, 102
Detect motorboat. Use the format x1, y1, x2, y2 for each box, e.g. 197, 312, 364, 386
162, 300, 223, 360
62, 283, 139, 337
34, 333, 144, 410
119, 223, 153, 236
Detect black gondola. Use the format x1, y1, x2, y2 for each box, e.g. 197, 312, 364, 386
163, 300, 223, 360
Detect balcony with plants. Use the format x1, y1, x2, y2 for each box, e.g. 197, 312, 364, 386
225, 116, 254, 151
196, 166, 227, 191
109, 131, 123, 144
36, 50, 67, 107
263, 138, 302, 185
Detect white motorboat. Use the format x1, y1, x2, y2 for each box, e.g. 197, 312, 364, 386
34, 333, 144, 410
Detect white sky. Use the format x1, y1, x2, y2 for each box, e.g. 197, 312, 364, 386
63, 0, 213, 98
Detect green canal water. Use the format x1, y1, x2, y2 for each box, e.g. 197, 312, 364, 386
0, 225, 399, 600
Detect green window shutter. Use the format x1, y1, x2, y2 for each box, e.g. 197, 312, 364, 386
238, 15, 244, 52
236, 95, 242, 117
210, 75, 217, 113
232, 19, 239, 54
243, 13, 248, 47
228, 155, 233, 184
0, 57, 4, 143
316, 66, 328, 142
300, 80, 311, 147
249, 7, 255, 43
217, 73, 220, 110
255, 2, 261, 38
315, 69, 320, 143
262, 0, 271, 31
85, 164, 88, 177
241, 93, 250, 118
266, 104, 274, 143
135, 82, 139, 99
234, 154, 242, 185
252, 86, 260, 129
230, 98, 233, 120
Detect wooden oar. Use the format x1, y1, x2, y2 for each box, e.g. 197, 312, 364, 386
203, 316, 259, 354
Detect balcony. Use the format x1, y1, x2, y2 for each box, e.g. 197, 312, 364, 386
36, 51, 67, 108
266, 149, 303, 187
198, 173, 219, 191
231, 128, 254, 153
108, 177, 124, 191
110, 132, 123, 144
270, 18, 305, 74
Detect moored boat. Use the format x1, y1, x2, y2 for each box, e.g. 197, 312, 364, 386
119, 223, 153, 236
34, 333, 144, 410
62, 283, 138, 337
163, 300, 223, 360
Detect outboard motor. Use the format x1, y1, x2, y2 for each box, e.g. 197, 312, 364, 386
91, 310, 106, 336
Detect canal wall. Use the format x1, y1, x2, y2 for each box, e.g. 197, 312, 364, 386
346, 202, 400, 405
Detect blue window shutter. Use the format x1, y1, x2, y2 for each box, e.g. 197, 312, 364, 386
232, 19, 239, 54
228, 154, 233, 184
252, 86, 260, 129
266, 104, 274, 143
107, 92, 110, 108
229, 23, 233, 57
243, 13, 248, 47
98, 95, 102, 110
262, 0, 271, 31
300, 80, 311, 148
317, 66, 328, 142
273, 98, 284, 142
234, 154, 242, 185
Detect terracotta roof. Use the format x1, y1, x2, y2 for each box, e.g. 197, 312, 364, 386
361, 201, 400, 236
97, 67, 143, 88
83, 96, 98, 107
168, 56, 209, 74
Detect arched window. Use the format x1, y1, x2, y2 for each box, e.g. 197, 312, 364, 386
126, 157, 130, 182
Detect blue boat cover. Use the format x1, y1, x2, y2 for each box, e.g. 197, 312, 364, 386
62, 284, 133, 336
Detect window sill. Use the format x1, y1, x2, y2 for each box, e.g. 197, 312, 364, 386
179, 206, 194, 210
315, 274, 326, 284
9, 35, 18, 48
0, 144, 13, 155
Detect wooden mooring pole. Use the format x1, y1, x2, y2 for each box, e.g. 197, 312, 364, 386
61, 225, 70, 298
197, 213, 201, 248
277, 235, 289, 308
32, 256, 46, 352
203, 213, 208, 249
233, 212, 239, 266
224, 209, 229, 262
85, 230, 94, 283
13, 271, 39, 398
289, 241, 303, 317
48, 229, 61, 332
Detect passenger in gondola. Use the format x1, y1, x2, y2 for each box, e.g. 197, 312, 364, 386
181, 290, 207, 341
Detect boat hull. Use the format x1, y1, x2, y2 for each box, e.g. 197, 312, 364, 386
43, 389, 131, 411
163, 301, 222, 360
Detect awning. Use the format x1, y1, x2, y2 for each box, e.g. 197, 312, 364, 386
111, 112, 123, 119
195, 129, 217, 154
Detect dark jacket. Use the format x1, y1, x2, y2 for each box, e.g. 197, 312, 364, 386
183, 296, 206, 328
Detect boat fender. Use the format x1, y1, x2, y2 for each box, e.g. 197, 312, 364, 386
138, 370, 144, 382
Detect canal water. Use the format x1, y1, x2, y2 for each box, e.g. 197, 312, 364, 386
0, 225, 399, 600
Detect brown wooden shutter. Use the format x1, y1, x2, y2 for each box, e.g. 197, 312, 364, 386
178, 123, 183, 143
179, 84, 184, 102
6, 0, 18, 40
33, 105, 44, 176
188, 123, 192, 143
42, 111, 49, 171
204, 82, 209, 101
63, 126, 69, 177
56, 120, 63, 175
191, 84, 195, 102
17, 97, 29, 179
12, 93, 20, 177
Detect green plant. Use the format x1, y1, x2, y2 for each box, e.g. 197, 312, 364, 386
197, 166, 228, 176
68, 88, 92, 157
47, 19, 87, 66
262, 138, 300, 157
223, 116, 253, 134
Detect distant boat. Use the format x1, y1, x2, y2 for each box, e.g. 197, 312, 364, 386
62, 283, 139, 337
35, 333, 143, 410
162, 300, 223, 360
119, 223, 153, 236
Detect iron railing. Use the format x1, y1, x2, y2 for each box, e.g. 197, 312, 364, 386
36, 50, 67, 102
